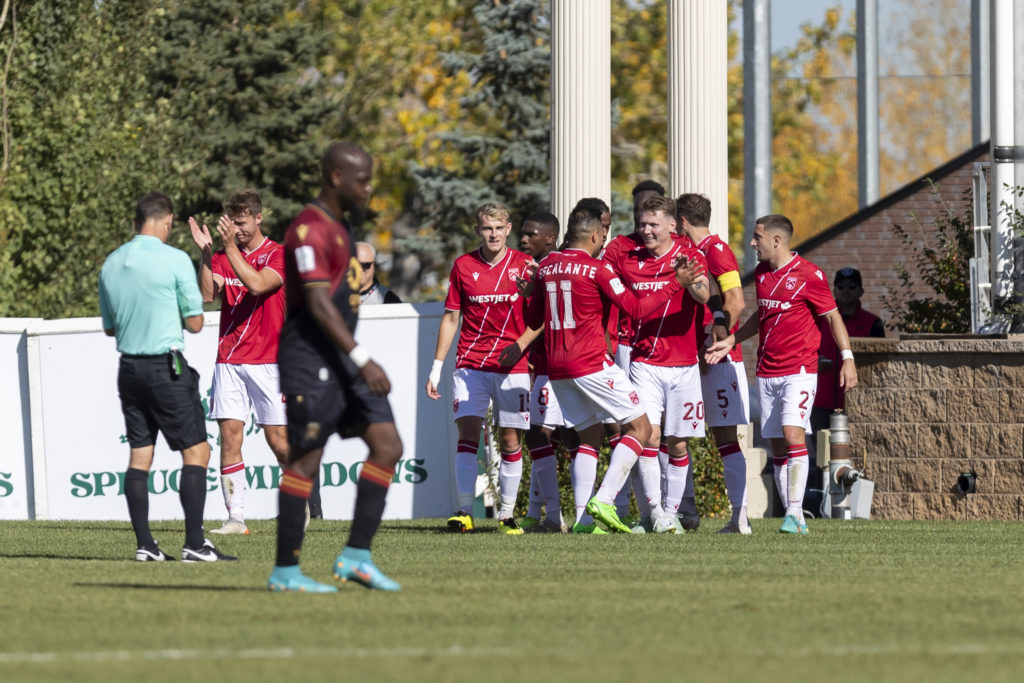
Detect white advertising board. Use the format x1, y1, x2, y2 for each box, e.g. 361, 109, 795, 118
23, 303, 457, 521
0, 320, 42, 519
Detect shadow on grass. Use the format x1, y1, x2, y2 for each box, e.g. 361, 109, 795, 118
74, 582, 265, 592
0, 553, 123, 561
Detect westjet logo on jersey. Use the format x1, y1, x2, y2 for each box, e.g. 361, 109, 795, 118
469, 293, 518, 304
758, 298, 792, 311
225, 277, 245, 288
631, 281, 671, 292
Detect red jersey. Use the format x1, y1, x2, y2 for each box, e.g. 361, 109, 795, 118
525, 248, 681, 380
210, 237, 285, 364
694, 234, 744, 363
444, 248, 530, 374
616, 242, 707, 366
601, 233, 643, 347
815, 304, 884, 410
278, 203, 361, 391
754, 254, 837, 377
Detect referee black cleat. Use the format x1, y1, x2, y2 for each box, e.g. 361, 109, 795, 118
181, 539, 238, 563
135, 543, 175, 562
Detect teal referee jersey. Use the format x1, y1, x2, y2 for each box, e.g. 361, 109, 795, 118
99, 235, 204, 355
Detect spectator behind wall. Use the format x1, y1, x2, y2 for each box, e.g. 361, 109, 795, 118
356, 242, 402, 305
805, 266, 884, 516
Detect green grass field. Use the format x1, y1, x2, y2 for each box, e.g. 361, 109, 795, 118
1, 518, 1022, 682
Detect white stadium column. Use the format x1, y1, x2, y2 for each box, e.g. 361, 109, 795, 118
668, 0, 729, 241
550, 0, 611, 241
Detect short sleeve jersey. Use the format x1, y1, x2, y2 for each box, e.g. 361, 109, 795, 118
695, 234, 744, 363
210, 237, 285, 364
444, 248, 531, 374
616, 241, 707, 366
99, 235, 204, 355
754, 254, 837, 377
525, 248, 681, 380
278, 203, 363, 389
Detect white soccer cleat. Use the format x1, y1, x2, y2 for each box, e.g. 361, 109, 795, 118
210, 520, 249, 535
653, 514, 684, 534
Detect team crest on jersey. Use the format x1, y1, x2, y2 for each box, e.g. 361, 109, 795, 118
296, 224, 309, 242
785, 276, 798, 290
257, 254, 269, 266
508, 267, 520, 281
472, 272, 480, 281
630, 391, 640, 406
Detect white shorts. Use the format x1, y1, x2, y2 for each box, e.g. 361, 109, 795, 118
757, 371, 818, 439
701, 360, 751, 428
209, 363, 287, 425
530, 375, 564, 428
550, 364, 645, 431
614, 343, 633, 372
452, 368, 530, 429
629, 362, 705, 439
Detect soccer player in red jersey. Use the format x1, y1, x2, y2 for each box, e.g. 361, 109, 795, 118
501, 208, 701, 534
268, 142, 403, 593
706, 214, 858, 535
616, 196, 710, 533
188, 191, 288, 535
425, 203, 533, 535
517, 211, 568, 532
676, 193, 752, 534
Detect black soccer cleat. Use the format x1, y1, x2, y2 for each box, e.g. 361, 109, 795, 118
181, 539, 238, 563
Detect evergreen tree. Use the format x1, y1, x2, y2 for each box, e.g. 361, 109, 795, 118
406, 0, 549, 292
146, 0, 334, 242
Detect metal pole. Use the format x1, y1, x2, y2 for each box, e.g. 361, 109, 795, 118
990, 0, 1016, 321
743, 0, 771, 272
972, 0, 991, 145
857, 0, 879, 208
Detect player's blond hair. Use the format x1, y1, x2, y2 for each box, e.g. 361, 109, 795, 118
637, 195, 676, 218
475, 202, 511, 226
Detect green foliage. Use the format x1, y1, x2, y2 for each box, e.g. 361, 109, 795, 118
880, 185, 973, 333
145, 0, 333, 242
0, 1, 170, 318
407, 0, 549, 290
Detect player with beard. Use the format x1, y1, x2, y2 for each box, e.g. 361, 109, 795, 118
706, 214, 857, 535
500, 208, 703, 533
676, 193, 751, 534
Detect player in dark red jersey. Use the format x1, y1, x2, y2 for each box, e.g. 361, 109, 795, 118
501, 209, 702, 534
268, 142, 403, 593
425, 203, 532, 535
706, 214, 858, 535
189, 191, 288, 535
617, 195, 710, 534
517, 211, 568, 532
676, 193, 752, 534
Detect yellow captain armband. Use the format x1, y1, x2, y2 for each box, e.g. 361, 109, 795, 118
716, 270, 741, 293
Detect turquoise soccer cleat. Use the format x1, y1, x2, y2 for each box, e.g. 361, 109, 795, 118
779, 514, 801, 535
267, 565, 338, 593
333, 547, 401, 592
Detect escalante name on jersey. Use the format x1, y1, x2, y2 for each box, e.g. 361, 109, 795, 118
537, 260, 600, 279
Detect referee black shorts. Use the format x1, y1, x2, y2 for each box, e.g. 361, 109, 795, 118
117, 353, 209, 451
284, 375, 395, 460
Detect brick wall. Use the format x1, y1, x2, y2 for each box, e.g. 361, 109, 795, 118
846, 336, 1024, 520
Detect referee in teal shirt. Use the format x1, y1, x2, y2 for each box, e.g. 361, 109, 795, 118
99, 191, 235, 563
